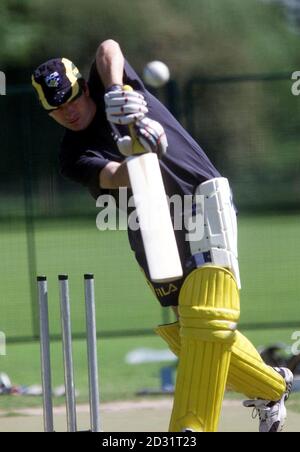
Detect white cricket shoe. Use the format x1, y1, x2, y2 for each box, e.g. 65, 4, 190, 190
243, 367, 294, 433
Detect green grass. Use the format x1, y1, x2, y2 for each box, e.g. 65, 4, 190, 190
1, 213, 300, 339
239, 214, 300, 328
0, 335, 171, 411
0, 218, 165, 339
0, 213, 300, 412
1, 329, 299, 413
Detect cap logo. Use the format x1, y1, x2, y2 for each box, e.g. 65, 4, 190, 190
45, 71, 60, 88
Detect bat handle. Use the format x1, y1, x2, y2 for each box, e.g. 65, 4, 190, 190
109, 85, 146, 154
122, 85, 146, 154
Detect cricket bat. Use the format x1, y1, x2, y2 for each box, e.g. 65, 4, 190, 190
126, 137, 183, 283
110, 85, 183, 283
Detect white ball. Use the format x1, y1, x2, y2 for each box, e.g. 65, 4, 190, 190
143, 61, 170, 88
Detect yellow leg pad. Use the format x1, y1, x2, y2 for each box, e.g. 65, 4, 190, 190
154, 322, 181, 357
169, 266, 240, 432
229, 331, 286, 400
155, 326, 286, 403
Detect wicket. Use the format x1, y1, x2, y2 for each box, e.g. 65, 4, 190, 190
37, 274, 101, 432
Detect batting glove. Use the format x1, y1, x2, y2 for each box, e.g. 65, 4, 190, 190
133, 117, 168, 159
116, 118, 168, 159
105, 85, 148, 125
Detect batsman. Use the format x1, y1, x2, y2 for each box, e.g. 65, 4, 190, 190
32, 39, 293, 433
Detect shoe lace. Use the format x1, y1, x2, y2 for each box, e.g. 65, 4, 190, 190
251, 404, 271, 422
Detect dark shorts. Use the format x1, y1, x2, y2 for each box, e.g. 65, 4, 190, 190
144, 274, 186, 307
128, 227, 212, 307
134, 249, 211, 307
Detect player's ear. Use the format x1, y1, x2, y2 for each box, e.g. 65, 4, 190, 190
80, 79, 90, 97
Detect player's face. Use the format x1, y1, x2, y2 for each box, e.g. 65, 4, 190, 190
49, 87, 96, 131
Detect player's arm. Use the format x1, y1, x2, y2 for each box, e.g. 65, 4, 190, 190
97, 40, 148, 125
96, 39, 124, 89
99, 161, 130, 189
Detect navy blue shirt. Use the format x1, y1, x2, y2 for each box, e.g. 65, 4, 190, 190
60, 60, 220, 197
59, 60, 220, 299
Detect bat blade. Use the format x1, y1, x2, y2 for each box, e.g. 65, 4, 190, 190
127, 153, 183, 283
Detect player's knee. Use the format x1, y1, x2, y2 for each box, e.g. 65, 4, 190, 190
179, 266, 240, 345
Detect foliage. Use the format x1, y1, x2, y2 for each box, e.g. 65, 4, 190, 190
1, 0, 299, 77
1, 0, 299, 208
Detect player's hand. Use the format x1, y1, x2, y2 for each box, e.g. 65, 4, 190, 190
133, 117, 168, 159
116, 118, 168, 159
105, 85, 148, 125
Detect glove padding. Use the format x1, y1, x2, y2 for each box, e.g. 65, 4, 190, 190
105, 87, 148, 125
116, 117, 168, 159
